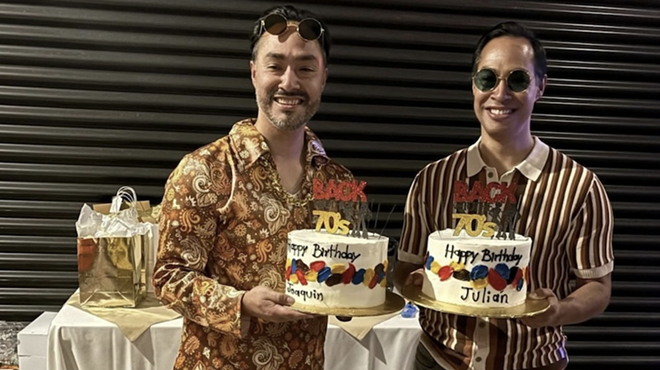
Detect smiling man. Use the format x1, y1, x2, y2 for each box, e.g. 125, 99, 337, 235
395, 22, 614, 370
153, 5, 354, 370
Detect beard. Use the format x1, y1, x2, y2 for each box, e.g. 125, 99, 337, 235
256, 89, 321, 131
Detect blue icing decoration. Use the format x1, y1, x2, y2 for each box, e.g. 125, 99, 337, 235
291, 259, 297, 274
377, 271, 386, 283
494, 263, 510, 280
516, 277, 524, 291
470, 265, 488, 281
425, 255, 434, 270
352, 269, 365, 285
317, 266, 332, 283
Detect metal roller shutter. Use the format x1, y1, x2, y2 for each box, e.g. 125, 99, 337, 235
0, 0, 658, 368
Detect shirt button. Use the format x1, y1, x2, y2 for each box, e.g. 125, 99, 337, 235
476, 357, 483, 362
479, 322, 486, 328
487, 172, 494, 178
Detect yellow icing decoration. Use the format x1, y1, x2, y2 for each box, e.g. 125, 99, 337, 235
331, 264, 346, 274
305, 270, 318, 282
290, 274, 299, 284
430, 261, 441, 274
363, 268, 375, 286
285, 259, 292, 270
471, 278, 488, 289
450, 261, 465, 271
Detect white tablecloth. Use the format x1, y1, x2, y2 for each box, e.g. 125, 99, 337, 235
47, 303, 422, 370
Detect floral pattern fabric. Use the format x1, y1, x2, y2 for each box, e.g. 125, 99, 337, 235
154, 119, 353, 370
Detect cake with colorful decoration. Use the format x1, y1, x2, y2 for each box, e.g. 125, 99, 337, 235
421, 229, 531, 308
284, 178, 391, 309
285, 229, 389, 309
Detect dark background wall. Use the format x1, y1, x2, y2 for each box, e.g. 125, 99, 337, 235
0, 0, 658, 368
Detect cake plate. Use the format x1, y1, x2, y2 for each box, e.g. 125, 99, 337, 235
289, 290, 406, 317
400, 285, 550, 319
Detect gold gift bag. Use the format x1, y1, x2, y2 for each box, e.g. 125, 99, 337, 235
77, 235, 148, 307
76, 186, 150, 308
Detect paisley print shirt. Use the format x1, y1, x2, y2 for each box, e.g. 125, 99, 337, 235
153, 119, 353, 370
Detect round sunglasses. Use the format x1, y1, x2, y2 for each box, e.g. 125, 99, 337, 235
473, 68, 533, 93
258, 13, 325, 44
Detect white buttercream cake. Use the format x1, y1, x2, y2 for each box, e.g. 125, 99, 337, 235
285, 229, 389, 309
421, 229, 532, 308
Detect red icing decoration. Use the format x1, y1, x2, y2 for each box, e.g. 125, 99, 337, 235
368, 274, 378, 289
310, 261, 326, 272
342, 263, 356, 284
295, 270, 307, 285
488, 268, 508, 291
438, 266, 454, 281
285, 265, 292, 280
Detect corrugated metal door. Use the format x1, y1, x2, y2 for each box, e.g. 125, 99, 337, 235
0, 0, 658, 368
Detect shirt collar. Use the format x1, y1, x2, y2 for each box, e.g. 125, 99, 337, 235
466, 136, 549, 181
228, 118, 330, 168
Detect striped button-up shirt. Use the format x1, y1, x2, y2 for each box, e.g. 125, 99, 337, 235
398, 137, 614, 370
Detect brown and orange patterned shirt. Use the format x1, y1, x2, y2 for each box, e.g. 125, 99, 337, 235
153, 119, 353, 370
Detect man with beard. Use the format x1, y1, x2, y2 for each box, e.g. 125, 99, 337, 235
153, 5, 353, 370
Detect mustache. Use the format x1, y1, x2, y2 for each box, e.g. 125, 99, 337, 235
268, 89, 308, 100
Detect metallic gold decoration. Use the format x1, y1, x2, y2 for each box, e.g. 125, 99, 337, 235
77, 235, 148, 308
289, 290, 405, 317
400, 285, 550, 319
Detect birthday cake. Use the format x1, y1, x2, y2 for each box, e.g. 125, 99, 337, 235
422, 229, 531, 308
285, 229, 388, 308
284, 178, 391, 310
420, 179, 533, 309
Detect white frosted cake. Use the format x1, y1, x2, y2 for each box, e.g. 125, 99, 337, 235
422, 229, 531, 308
285, 229, 389, 309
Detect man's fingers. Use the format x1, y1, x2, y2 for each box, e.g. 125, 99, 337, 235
405, 268, 425, 286
269, 291, 295, 306
411, 271, 424, 286
529, 288, 554, 300
270, 305, 315, 322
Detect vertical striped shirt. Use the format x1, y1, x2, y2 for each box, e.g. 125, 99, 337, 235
398, 137, 614, 370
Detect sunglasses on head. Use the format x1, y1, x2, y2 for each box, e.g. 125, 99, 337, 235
258, 13, 325, 45
473, 68, 533, 93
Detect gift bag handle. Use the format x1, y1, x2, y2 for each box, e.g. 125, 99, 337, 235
110, 186, 138, 213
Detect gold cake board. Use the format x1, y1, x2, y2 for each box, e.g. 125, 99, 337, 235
400, 285, 550, 319
290, 291, 405, 317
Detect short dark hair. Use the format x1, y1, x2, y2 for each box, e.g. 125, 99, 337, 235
250, 5, 331, 65
471, 21, 547, 82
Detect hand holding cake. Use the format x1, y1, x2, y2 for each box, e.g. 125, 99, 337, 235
519, 288, 561, 328
241, 285, 315, 323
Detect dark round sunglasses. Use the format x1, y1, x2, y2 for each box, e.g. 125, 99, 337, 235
259, 13, 325, 44
473, 68, 533, 93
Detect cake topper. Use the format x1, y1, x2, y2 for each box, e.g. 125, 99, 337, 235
452, 180, 521, 240
312, 179, 372, 237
